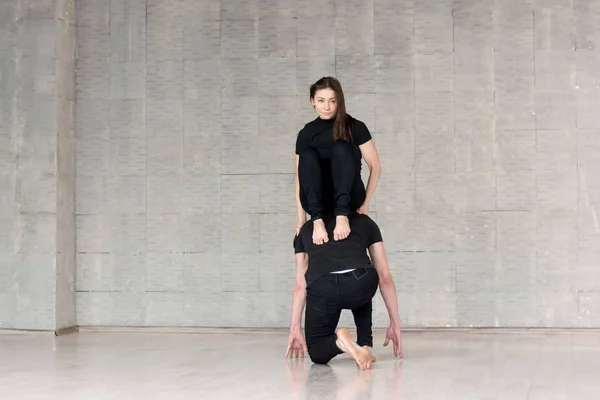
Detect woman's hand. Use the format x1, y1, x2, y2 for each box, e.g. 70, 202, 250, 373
356, 201, 370, 215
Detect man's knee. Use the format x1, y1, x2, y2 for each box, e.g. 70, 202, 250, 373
306, 344, 333, 365
309, 352, 333, 365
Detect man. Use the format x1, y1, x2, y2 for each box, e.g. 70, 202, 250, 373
285, 212, 403, 370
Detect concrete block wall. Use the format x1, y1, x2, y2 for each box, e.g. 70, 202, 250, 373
0, 0, 76, 331
72, 0, 600, 329
2, 0, 600, 330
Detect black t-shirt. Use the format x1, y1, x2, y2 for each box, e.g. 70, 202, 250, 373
293, 213, 383, 285
295, 115, 372, 172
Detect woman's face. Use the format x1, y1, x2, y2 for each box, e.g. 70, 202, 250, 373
310, 88, 337, 120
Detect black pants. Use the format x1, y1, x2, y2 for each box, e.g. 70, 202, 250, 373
305, 267, 379, 365
298, 140, 366, 220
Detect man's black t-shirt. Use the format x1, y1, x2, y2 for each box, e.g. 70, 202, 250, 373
295, 115, 372, 172
293, 213, 383, 285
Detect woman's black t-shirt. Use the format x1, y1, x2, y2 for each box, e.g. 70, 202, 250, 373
295, 115, 372, 172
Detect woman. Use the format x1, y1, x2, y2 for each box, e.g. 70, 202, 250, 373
295, 76, 381, 245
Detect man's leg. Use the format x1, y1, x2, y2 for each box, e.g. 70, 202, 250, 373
351, 300, 374, 348
331, 269, 380, 370
304, 279, 343, 365
342, 268, 379, 349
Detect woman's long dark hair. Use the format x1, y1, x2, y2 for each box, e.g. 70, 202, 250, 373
309, 77, 352, 142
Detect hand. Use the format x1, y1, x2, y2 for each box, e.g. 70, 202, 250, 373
356, 202, 370, 215
383, 324, 403, 358
285, 328, 308, 359
296, 217, 306, 236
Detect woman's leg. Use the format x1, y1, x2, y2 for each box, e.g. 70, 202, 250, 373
349, 176, 367, 212
299, 143, 364, 219
330, 140, 366, 240
297, 147, 325, 220
298, 147, 331, 244
330, 140, 359, 217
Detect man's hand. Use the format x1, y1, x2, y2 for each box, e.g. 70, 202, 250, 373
356, 201, 370, 215
296, 217, 306, 236
285, 329, 308, 359
383, 324, 403, 358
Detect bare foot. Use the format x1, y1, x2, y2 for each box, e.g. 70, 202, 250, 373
336, 337, 375, 363
312, 219, 329, 245
335, 328, 373, 370
362, 346, 376, 363
333, 215, 351, 241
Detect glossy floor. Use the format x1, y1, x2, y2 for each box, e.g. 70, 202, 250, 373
1, 329, 599, 399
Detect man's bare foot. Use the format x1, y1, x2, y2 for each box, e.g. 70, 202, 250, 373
335, 337, 375, 363
312, 219, 329, 245
362, 346, 376, 363
333, 215, 351, 241
335, 328, 373, 370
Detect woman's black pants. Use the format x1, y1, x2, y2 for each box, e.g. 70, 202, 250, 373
304, 267, 379, 365
298, 140, 366, 220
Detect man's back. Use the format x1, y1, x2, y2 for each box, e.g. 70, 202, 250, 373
293, 213, 383, 284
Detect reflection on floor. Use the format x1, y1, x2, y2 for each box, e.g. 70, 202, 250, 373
1, 329, 599, 399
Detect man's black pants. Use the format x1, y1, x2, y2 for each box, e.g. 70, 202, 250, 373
304, 267, 379, 365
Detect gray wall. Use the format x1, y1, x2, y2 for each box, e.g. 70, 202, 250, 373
2, 0, 600, 330
0, 0, 76, 331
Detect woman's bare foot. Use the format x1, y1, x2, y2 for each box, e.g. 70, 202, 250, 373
312, 219, 329, 245
335, 328, 374, 370
333, 215, 351, 241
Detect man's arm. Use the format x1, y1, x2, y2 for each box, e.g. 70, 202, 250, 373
290, 252, 308, 330
368, 242, 401, 327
